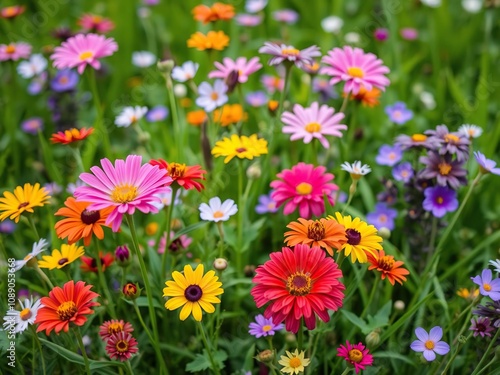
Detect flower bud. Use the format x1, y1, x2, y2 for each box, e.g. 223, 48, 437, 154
213, 258, 228, 271
173, 83, 187, 98
378, 227, 391, 240
284, 332, 297, 344
115, 245, 130, 266
268, 100, 279, 115
246, 163, 262, 180
458, 335, 468, 344
122, 282, 141, 300
225, 70, 239, 93
256, 349, 274, 363
145, 222, 158, 236
157, 59, 174, 74
365, 328, 381, 347
394, 300, 405, 311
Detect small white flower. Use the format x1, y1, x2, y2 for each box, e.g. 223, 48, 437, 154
344, 32, 361, 44
15, 239, 49, 271
245, 0, 268, 13
2, 297, 43, 334
341, 161, 371, 178
199, 197, 238, 222
152, 189, 180, 211
195, 80, 228, 113
174, 83, 187, 98
321, 16, 344, 33
115, 106, 148, 127
462, 0, 482, 12
458, 124, 483, 139
17, 54, 47, 79
489, 259, 500, 274
421, 0, 441, 7
171, 61, 199, 83
420, 91, 436, 110
132, 51, 157, 68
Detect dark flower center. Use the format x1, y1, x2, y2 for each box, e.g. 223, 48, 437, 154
346, 228, 361, 245
236, 147, 247, 153
307, 221, 326, 241
116, 340, 129, 353
379, 256, 395, 271
168, 163, 186, 179
184, 285, 203, 302
57, 301, 78, 321
286, 272, 312, 296
58, 258, 69, 266
80, 209, 100, 225
476, 323, 486, 332
18, 202, 29, 209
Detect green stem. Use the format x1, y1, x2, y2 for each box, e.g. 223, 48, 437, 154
27, 216, 40, 240
236, 160, 244, 275
197, 321, 220, 375
94, 241, 117, 318
426, 217, 439, 266
341, 181, 357, 215
360, 276, 380, 319
74, 328, 91, 375
339, 94, 349, 114
125, 361, 134, 375
297, 318, 304, 351
474, 355, 498, 375
439, 333, 471, 375
70, 146, 85, 175
216, 222, 225, 259
166, 75, 181, 161
31, 326, 46, 375
132, 301, 155, 348
277, 64, 292, 121
338, 367, 352, 375
161, 186, 178, 277
470, 328, 500, 375
34, 265, 54, 289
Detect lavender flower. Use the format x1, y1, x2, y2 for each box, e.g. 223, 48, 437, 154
473, 301, 500, 328
422, 186, 458, 218
410, 326, 450, 362
419, 152, 467, 189
366, 203, 397, 230
259, 42, 321, 69
474, 151, 500, 175
425, 124, 470, 161
249, 314, 284, 338
470, 317, 495, 338
246, 91, 267, 107
0, 220, 16, 234
400, 28, 418, 40
21, 117, 44, 135
272, 9, 299, 24
471, 269, 500, 301
50, 69, 79, 92
255, 192, 278, 214
394, 133, 438, 150
392, 162, 414, 183
385, 102, 413, 125
234, 13, 262, 27
376, 144, 403, 166
146, 105, 169, 122
312, 77, 338, 102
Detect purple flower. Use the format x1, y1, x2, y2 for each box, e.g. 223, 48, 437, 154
259, 42, 321, 70
470, 317, 495, 338
43, 182, 62, 195
0, 219, 16, 234
66, 179, 85, 195
473, 301, 500, 328
376, 144, 403, 166
394, 133, 439, 150
234, 13, 262, 27
21, 117, 44, 135
374, 28, 389, 41
28, 72, 48, 95
366, 203, 397, 230
312, 77, 338, 102
50, 69, 79, 92
245, 0, 268, 13
246, 91, 267, 107
392, 162, 414, 183
272, 9, 299, 24
423, 186, 458, 218
471, 269, 500, 301
195, 80, 228, 113
385, 102, 413, 125
425, 124, 470, 162
248, 314, 284, 338
400, 28, 419, 40
255, 192, 278, 214
115, 245, 130, 262
474, 151, 500, 175
419, 152, 467, 189
261, 74, 284, 93
410, 326, 450, 362
146, 105, 169, 122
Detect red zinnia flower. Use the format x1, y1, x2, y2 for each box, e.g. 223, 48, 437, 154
337, 341, 374, 374
99, 319, 134, 341
105, 331, 139, 362
367, 249, 410, 286
0, 5, 25, 19
80, 252, 114, 273
251, 244, 345, 333
149, 159, 206, 192
35, 281, 99, 335
50, 127, 94, 145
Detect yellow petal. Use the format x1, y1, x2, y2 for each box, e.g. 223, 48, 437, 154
166, 297, 187, 310
179, 302, 193, 321
172, 270, 188, 289
198, 299, 215, 314
192, 302, 203, 321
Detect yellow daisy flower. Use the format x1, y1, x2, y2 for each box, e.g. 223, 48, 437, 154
278, 349, 310, 374
211, 134, 268, 164
163, 264, 223, 321
0, 183, 50, 223
38, 243, 85, 270
328, 212, 383, 263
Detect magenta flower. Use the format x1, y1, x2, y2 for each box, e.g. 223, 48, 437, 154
337, 341, 374, 374
320, 46, 390, 94
471, 269, 500, 301
374, 28, 389, 41
474, 151, 500, 175
51, 33, 118, 74
270, 162, 338, 219
0, 42, 31, 61
281, 102, 346, 148
470, 317, 495, 338
400, 28, 419, 40
422, 186, 458, 218
208, 57, 262, 84
259, 42, 321, 69
74, 155, 172, 232
410, 326, 450, 362
248, 314, 284, 338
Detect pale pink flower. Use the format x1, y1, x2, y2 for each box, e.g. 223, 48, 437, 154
208, 57, 262, 84
259, 42, 321, 69
78, 14, 115, 34
0, 42, 31, 61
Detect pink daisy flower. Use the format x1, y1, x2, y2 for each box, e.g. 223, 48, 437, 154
259, 42, 321, 70
320, 46, 390, 94
270, 162, 338, 219
78, 14, 115, 34
74, 155, 172, 232
208, 57, 262, 84
105, 331, 138, 362
0, 42, 31, 61
51, 33, 118, 74
281, 101, 347, 148
337, 341, 374, 374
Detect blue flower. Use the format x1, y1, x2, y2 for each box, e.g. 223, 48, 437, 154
385, 102, 413, 125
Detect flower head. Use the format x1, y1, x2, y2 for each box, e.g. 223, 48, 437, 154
392, 162, 414, 183
341, 161, 371, 180
17, 54, 47, 79
163, 264, 223, 321
385, 102, 413, 125
474, 151, 500, 175
400, 28, 419, 40
187, 31, 229, 51
78, 14, 115, 33
0, 183, 50, 223
251, 244, 345, 333
99, 319, 134, 341
458, 124, 482, 139
350, 86, 381, 107
2, 297, 42, 335
471, 269, 500, 301
246, 91, 267, 107
272, 9, 299, 24
456, 287, 479, 301
149, 159, 206, 191
367, 250, 409, 285
38, 244, 85, 270
248, 314, 284, 338
313, 78, 338, 102
146, 105, 169, 122
234, 13, 262, 27
473, 301, 500, 328
115, 106, 148, 127
259, 42, 321, 70
490, 259, 500, 274
132, 51, 156, 68
337, 341, 374, 374
261, 74, 284, 93
50, 127, 94, 145
366, 203, 397, 230
278, 349, 310, 374
192, 2, 235, 23
246, 0, 268, 13
419, 152, 467, 189
14, 239, 49, 271
50, 69, 79, 92
255, 192, 279, 214
171, 61, 199, 82
0, 5, 25, 19
422, 186, 458, 218
410, 326, 450, 361
470, 317, 495, 338
213, 104, 248, 127
212, 134, 268, 163
374, 27, 390, 41
425, 124, 470, 161
199, 197, 237, 222
196, 80, 228, 112
395, 133, 439, 150
209, 57, 262, 88
0, 42, 31, 61
105, 332, 139, 362
375, 144, 402, 167
186, 110, 207, 126
21, 117, 44, 134
80, 252, 114, 273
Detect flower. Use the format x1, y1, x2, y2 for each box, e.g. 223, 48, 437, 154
392, 162, 414, 183
14, 239, 49, 271
321, 15, 344, 33
462, 0, 483, 13
259, 42, 321, 69
158, 231, 193, 254
422, 186, 458, 218
99, 319, 134, 340
248, 314, 284, 338
284, 218, 347, 256
385, 102, 413, 125
272, 9, 299, 24
105, 332, 139, 362
50, 69, 79, 92
213, 104, 248, 127
122, 282, 141, 300
419, 152, 467, 189
132, 51, 156, 68
0, 183, 50, 223
395, 133, 439, 150
115, 106, 148, 127
490, 259, 500, 274
80, 252, 114, 273
43, 182, 62, 196
474, 151, 500, 175
78, 14, 115, 33
366, 203, 398, 230
192, 2, 235, 23
199, 197, 237, 222
163, 264, 223, 321
171, 61, 199, 82
51, 33, 118, 74
0, 42, 31, 61
337, 341, 374, 374
17, 54, 47, 79
255, 192, 278, 214
246, 91, 267, 107
270, 163, 337, 219
38, 243, 85, 270
146, 105, 169, 122
74, 155, 171, 232
328, 213, 383, 263
234, 13, 262, 27
470, 317, 495, 338
50, 127, 94, 145
400, 28, 419, 40
473, 301, 500, 328
313, 78, 338, 102
187, 110, 207, 126
149, 159, 206, 191
212, 134, 268, 163
458, 124, 482, 139
350, 86, 381, 107
187, 31, 229, 51
425, 124, 470, 161
471, 269, 500, 300
410, 326, 450, 361
367, 250, 409, 285
321, 46, 390, 94
35, 281, 99, 335
251, 244, 345, 333
281, 102, 346, 149
341, 161, 371, 180
457, 287, 479, 300
374, 27, 390, 41
196, 80, 228, 112
0, 5, 25, 19
2, 297, 42, 334
278, 349, 310, 374
0, 219, 16, 234
209, 57, 262, 84
375, 144, 403, 167
261, 74, 284, 93
21, 117, 44, 134
246, 0, 268, 13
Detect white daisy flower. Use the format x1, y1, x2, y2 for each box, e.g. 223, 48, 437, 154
462, 0, 483, 13
151, 189, 182, 211
489, 259, 500, 274
245, 0, 268, 13
171, 61, 199, 83
458, 124, 483, 139
341, 161, 371, 180
132, 51, 157, 68
115, 106, 148, 127
321, 16, 344, 33
195, 80, 228, 113
15, 238, 49, 271
2, 297, 43, 334
199, 197, 238, 222
17, 54, 48, 79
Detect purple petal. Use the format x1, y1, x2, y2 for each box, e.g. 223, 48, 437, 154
415, 327, 429, 342
428, 326, 443, 342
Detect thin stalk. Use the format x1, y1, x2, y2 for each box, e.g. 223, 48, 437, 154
470, 328, 500, 375
132, 301, 156, 351
94, 241, 117, 318
426, 217, 439, 265
277, 64, 292, 121
474, 355, 498, 375
339, 94, 349, 114
236, 161, 244, 275
70, 146, 85, 175
31, 326, 46, 375
197, 321, 220, 375
216, 222, 225, 259
161, 186, 178, 277
339, 367, 352, 375
166, 75, 181, 160
125, 361, 134, 375
341, 181, 357, 215
360, 276, 380, 319
439, 333, 472, 375
74, 328, 91, 375
34, 265, 54, 289
27, 216, 40, 240
87, 68, 112, 159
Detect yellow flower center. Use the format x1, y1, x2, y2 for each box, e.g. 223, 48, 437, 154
289, 357, 302, 368
210, 92, 219, 100
23, 253, 33, 261
424, 340, 435, 350
296, 182, 312, 195
91, 15, 103, 23
79, 51, 94, 61
57, 301, 78, 321
348, 349, 363, 363
444, 133, 460, 143
111, 184, 138, 203
262, 325, 272, 332
307, 221, 326, 241
20, 308, 32, 321
483, 283, 492, 292
411, 134, 427, 142
59, 76, 69, 84
108, 322, 124, 334
213, 211, 224, 218
281, 48, 300, 56
347, 67, 365, 78
4, 7, 17, 17
438, 162, 452, 176
130, 115, 137, 123
168, 163, 187, 179
305, 122, 322, 133
436, 196, 444, 204
286, 272, 312, 296
379, 255, 395, 271
267, 202, 276, 210
6, 44, 16, 54
116, 340, 129, 353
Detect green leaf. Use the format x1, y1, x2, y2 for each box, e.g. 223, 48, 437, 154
174, 221, 208, 238
366, 301, 392, 332
373, 351, 416, 366
185, 349, 227, 372
340, 310, 369, 334
225, 218, 266, 253
122, 296, 163, 309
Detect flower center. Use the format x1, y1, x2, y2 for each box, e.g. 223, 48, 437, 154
168, 163, 186, 179
123, 283, 137, 296
210, 92, 219, 100
378, 214, 387, 223
57, 301, 78, 321
267, 202, 276, 210
345, 228, 361, 245
424, 340, 435, 350
235, 147, 247, 153
108, 322, 124, 335
116, 340, 129, 353
281, 48, 299, 56
305, 122, 322, 133
18, 202, 29, 209
213, 210, 224, 219
184, 285, 203, 302
4, 7, 17, 17
436, 196, 444, 204
289, 357, 302, 368
296, 182, 312, 195
483, 283, 492, 292
23, 253, 33, 261
111, 184, 138, 203
347, 67, 365, 78
411, 134, 427, 142
81, 209, 100, 225
286, 272, 312, 296
438, 162, 452, 176
20, 308, 32, 321
444, 133, 460, 143
262, 325, 272, 332
6, 44, 16, 54
59, 76, 69, 84
379, 255, 395, 271
307, 221, 326, 241
79, 51, 94, 61
348, 349, 363, 363
92, 15, 103, 23
58, 258, 69, 266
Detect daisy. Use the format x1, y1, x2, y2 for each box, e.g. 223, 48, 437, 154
337, 341, 374, 374
234, 13, 263, 27
78, 14, 115, 34
251, 244, 345, 333
163, 264, 224, 321
17, 54, 47, 79
196, 80, 228, 112
255, 192, 278, 214
115, 106, 148, 127
474, 151, 500, 175
367, 250, 409, 285
489, 259, 500, 274
423, 186, 458, 218
470, 317, 495, 338
192, 2, 235, 23
281, 102, 347, 149
471, 269, 500, 300
209, 57, 262, 84
38, 243, 85, 270
410, 326, 450, 362
320, 46, 390, 94
213, 104, 248, 127
14, 238, 49, 271
341, 161, 371, 180
425, 124, 470, 161
35, 281, 100, 335
458, 124, 482, 139
278, 349, 310, 374
473, 301, 500, 327
149, 159, 206, 191
0, 183, 50, 223
199, 197, 238, 222
74, 155, 172, 232
375, 145, 403, 167
2, 297, 42, 334
366, 203, 398, 230
50, 69, 79, 92
50, 127, 94, 145
0, 42, 31, 61
80, 252, 114, 273
272, 9, 299, 24
132, 51, 156, 68
212, 134, 268, 163
270, 163, 338, 219
395, 133, 438, 150
105, 332, 139, 362
419, 152, 468, 189
171, 61, 199, 82
187, 31, 230, 51
146, 105, 169, 122
51, 33, 118, 74
259, 42, 321, 69
248, 315, 284, 338
151, 190, 180, 210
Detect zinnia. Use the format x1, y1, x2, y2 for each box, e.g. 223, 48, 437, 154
367, 250, 410, 285
0, 183, 50, 223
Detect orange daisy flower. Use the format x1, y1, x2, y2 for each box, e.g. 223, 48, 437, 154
50, 127, 94, 145
367, 250, 409, 286
54, 197, 113, 246
192, 2, 235, 23
80, 252, 114, 273
187, 31, 229, 51
0, 5, 25, 19
187, 110, 208, 126
284, 218, 347, 257
35, 280, 100, 335
213, 104, 248, 127
149, 159, 207, 192
349, 86, 381, 107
